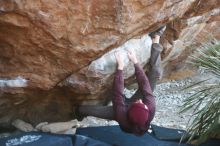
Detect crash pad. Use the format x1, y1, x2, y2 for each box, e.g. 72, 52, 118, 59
199, 139, 220, 146
151, 125, 220, 146
151, 124, 188, 141
73, 134, 111, 146
0, 131, 73, 146
0, 131, 111, 146
76, 125, 190, 146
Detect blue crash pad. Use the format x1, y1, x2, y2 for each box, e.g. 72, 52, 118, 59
73, 134, 111, 146
151, 125, 220, 146
199, 139, 220, 146
151, 124, 188, 141
0, 131, 73, 146
0, 131, 111, 146
76, 125, 191, 146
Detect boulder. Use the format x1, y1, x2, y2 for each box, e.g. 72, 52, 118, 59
0, 0, 219, 127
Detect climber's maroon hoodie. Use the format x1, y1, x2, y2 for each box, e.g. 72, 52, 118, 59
112, 63, 155, 135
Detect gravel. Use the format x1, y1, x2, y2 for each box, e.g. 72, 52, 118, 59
152, 78, 194, 130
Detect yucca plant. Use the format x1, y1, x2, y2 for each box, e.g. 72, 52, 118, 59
180, 41, 220, 145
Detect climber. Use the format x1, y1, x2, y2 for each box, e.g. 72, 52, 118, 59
75, 26, 166, 136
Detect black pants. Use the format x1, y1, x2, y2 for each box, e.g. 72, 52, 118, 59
77, 43, 163, 120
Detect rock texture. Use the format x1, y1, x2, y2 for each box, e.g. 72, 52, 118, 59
161, 0, 220, 78
0, 0, 219, 128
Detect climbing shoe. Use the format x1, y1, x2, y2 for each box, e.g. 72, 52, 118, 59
149, 26, 166, 38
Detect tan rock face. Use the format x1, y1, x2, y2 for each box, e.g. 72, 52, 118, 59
0, 0, 219, 127
161, 1, 220, 78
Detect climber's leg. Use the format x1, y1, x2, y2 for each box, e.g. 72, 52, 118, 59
75, 105, 114, 121
147, 35, 163, 91
127, 27, 166, 102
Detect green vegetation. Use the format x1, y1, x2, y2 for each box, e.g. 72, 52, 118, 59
180, 41, 220, 145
